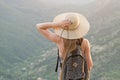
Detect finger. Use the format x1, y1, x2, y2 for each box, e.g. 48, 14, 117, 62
67, 19, 72, 24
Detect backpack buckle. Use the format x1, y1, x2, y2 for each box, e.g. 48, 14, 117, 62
72, 62, 78, 68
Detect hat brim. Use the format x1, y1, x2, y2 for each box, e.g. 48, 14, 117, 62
53, 12, 90, 39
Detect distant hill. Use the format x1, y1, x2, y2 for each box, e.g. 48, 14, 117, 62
0, 0, 120, 80
85, 0, 120, 80
0, 0, 54, 79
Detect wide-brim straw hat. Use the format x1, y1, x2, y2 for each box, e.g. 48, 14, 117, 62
53, 12, 90, 39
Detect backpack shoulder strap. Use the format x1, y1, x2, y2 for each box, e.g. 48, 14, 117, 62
76, 38, 85, 57
80, 38, 84, 46
77, 38, 84, 46
55, 48, 59, 72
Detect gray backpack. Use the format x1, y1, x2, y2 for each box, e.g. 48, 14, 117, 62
55, 38, 89, 80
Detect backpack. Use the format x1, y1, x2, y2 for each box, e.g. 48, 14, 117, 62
55, 38, 89, 80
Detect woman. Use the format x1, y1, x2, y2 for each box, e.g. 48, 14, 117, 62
36, 12, 93, 80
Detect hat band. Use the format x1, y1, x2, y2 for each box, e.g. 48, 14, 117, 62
68, 24, 79, 30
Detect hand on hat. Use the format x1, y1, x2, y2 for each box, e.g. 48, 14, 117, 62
58, 19, 72, 30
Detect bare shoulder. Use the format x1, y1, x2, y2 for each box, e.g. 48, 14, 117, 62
81, 38, 90, 48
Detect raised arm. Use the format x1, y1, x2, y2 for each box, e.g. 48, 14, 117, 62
36, 22, 60, 43
36, 20, 72, 43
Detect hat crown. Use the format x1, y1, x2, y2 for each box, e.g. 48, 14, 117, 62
65, 13, 80, 30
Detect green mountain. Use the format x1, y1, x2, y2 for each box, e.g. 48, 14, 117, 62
0, 0, 54, 79
87, 0, 120, 80
0, 0, 120, 80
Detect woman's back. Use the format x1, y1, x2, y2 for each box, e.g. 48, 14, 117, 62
56, 37, 87, 59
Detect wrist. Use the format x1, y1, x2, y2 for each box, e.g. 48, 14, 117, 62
53, 22, 61, 28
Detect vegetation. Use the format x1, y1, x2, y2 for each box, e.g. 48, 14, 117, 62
0, 0, 120, 80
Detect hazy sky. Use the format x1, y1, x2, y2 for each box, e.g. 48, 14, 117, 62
38, 0, 96, 6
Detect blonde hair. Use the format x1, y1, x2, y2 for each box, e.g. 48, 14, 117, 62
62, 37, 83, 59
60, 37, 83, 80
